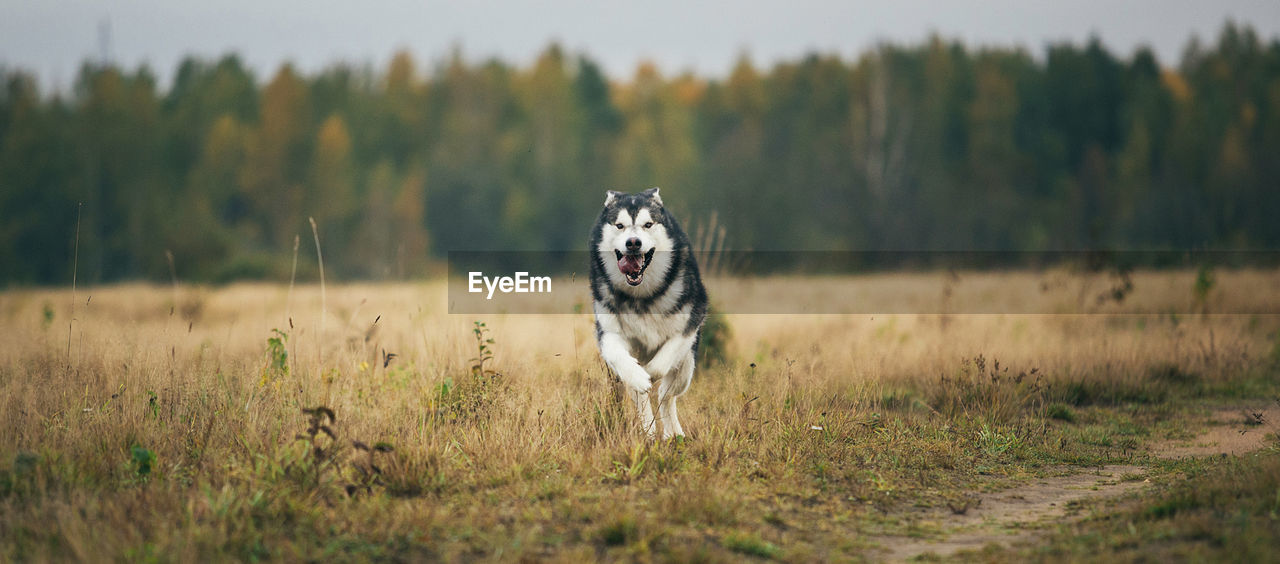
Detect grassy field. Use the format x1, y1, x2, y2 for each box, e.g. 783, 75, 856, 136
2, 270, 1279, 562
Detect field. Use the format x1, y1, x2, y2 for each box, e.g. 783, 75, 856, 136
2, 269, 1280, 562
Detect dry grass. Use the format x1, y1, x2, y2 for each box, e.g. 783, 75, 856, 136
1, 270, 1278, 561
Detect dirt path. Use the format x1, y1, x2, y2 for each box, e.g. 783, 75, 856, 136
873, 465, 1146, 561
1153, 407, 1272, 459
872, 406, 1274, 562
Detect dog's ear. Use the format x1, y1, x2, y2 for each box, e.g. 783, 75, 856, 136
642, 187, 662, 206
604, 190, 624, 206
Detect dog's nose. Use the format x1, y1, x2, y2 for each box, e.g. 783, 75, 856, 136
625, 237, 642, 252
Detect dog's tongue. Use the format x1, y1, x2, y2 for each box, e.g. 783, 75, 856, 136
618, 254, 644, 276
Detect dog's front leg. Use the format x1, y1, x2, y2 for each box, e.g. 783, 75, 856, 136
644, 332, 697, 380
599, 331, 657, 436
599, 329, 660, 434
599, 332, 652, 394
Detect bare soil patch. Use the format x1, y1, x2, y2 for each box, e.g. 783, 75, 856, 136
874, 405, 1275, 561
1152, 407, 1274, 459
874, 465, 1145, 561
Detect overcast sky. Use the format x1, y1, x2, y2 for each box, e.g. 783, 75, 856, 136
3, 0, 1279, 91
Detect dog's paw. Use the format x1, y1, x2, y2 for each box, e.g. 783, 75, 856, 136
619, 368, 653, 394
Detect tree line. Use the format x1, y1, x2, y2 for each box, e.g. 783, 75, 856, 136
1, 22, 1277, 285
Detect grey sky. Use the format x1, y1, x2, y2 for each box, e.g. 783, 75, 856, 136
3, 1, 1279, 91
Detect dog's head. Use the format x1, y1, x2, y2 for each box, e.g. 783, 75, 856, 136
596, 187, 675, 289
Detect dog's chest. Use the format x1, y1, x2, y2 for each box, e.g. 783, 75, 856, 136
616, 310, 689, 358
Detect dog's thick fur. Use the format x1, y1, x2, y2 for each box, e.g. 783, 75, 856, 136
590, 188, 708, 438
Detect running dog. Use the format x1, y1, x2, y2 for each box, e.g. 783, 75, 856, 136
590, 188, 707, 438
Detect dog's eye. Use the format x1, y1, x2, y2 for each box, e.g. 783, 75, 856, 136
615, 223, 624, 230
643, 222, 654, 229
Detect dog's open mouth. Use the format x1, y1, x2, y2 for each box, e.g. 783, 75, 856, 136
615, 248, 655, 286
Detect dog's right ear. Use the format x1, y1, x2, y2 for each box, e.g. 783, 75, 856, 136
604, 190, 624, 206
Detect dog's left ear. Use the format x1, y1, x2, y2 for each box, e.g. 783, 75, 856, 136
604, 190, 624, 206
642, 187, 662, 206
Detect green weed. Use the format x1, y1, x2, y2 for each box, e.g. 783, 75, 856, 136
604, 442, 649, 484
598, 516, 639, 546
130, 445, 156, 478
978, 425, 1019, 457
468, 320, 495, 377
431, 322, 508, 424
1047, 403, 1077, 422
261, 328, 289, 384
723, 531, 781, 559
699, 308, 732, 368
1193, 264, 1216, 312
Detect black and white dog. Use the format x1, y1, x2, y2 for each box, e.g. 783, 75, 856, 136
590, 188, 707, 439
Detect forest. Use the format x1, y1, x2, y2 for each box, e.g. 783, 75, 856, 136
1, 22, 1277, 284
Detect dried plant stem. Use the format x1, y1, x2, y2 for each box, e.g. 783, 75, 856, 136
68, 202, 82, 371
692, 210, 728, 277
287, 234, 300, 375
287, 234, 299, 322
310, 218, 326, 371
165, 249, 179, 310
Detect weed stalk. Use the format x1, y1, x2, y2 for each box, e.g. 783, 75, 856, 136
310, 218, 326, 372
68, 202, 82, 372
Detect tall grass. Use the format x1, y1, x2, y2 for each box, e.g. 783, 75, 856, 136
0, 270, 1277, 560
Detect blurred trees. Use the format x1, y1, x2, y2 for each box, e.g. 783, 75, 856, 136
1, 23, 1279, 284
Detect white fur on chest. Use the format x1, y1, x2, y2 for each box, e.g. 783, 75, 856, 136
595, 298, 692, 361
615, 306, 692, 358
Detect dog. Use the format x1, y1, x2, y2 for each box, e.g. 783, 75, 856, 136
590, 187, 708, 439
